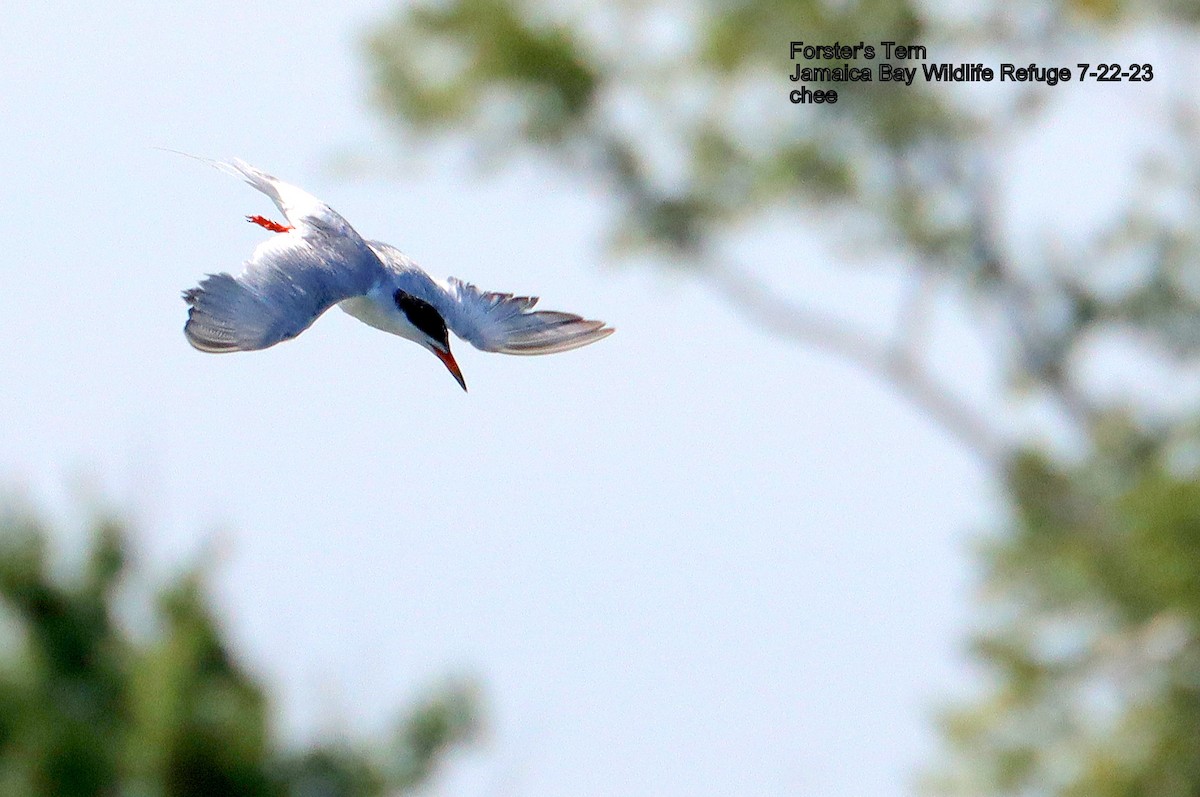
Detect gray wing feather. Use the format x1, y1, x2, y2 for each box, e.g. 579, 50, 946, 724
184, 235, 379, 352
183, 161, 384, 352
437, 277, 614, 355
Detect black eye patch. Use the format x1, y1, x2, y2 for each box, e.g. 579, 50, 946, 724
394, 290, 449, 347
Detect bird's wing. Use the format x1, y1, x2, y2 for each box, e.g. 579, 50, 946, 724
183, 161, 383, 352
433, 276, 614, 355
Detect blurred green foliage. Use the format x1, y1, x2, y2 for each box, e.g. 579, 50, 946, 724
365, 1, 1200, 793
0, 510, 477, 797
366, 0, 959, 261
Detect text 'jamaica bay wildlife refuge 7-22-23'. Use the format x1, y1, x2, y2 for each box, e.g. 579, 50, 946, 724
179, 156, 614, 391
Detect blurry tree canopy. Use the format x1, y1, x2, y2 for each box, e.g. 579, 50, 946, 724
0, 509, 477, 797
365, 1, 1200, 794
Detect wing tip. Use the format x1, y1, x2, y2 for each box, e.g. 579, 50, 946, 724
181, 274, 252, 353
496, 318, 615, 355
183, 321, 241, 353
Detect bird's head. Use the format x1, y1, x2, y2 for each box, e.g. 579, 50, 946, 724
393, 289, 467, 391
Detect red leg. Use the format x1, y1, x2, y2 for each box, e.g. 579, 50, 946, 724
246, 214, 293, 233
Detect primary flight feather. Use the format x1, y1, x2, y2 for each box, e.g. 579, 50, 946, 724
181, 158, 613, 390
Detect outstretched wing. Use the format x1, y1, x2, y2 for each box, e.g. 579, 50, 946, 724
183, 235, 381, 352
434, 276, 614, 355
182, 160, 384, 352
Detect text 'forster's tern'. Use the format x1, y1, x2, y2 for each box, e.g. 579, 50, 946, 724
180, 158, 613, 390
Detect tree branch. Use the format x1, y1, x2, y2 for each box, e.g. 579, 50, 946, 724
703, 262, 1006, 470
894, 267, 938, 364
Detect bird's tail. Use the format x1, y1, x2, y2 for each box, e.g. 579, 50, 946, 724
155, 148, 293, 218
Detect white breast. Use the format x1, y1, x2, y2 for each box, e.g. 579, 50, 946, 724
338, 292, 423, 343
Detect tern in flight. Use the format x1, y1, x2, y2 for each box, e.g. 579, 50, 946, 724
181, 158, 613, 390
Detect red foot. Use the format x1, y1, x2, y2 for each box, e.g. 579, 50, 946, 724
246, 214, 293, 233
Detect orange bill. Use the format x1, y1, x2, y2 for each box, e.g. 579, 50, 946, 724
433, 347, 467, 391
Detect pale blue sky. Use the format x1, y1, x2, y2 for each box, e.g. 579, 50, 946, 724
8, 3, 1166, 796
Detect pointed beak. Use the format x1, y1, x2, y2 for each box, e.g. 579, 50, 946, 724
432, 345, 467, 391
